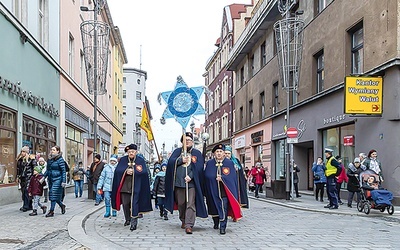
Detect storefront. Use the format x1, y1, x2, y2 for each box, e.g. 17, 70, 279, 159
0, 11, 60, 204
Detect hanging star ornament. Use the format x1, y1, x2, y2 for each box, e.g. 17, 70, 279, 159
159, 75, 206, 129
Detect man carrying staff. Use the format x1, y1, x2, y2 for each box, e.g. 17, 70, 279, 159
164, 132, 207, 234
204, 144, 242, 235
111, 143, 152, 231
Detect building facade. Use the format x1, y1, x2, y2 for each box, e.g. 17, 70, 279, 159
226, 0, 400, 203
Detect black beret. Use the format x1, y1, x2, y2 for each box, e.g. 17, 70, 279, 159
212, 144, 225, 153
180, 132, 194, 143
125, 143, 138, 152
94, 154, 101, 160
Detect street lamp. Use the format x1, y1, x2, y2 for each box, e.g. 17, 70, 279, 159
201, 132, 210, 159
274, 0, 304, 200
80, 0, 109, 199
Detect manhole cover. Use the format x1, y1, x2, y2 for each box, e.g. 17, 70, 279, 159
0, 238, 24, 244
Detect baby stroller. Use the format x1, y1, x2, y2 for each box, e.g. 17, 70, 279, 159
356, 170, 394, 215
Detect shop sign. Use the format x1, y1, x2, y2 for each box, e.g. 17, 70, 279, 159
323, 114, 346, 125
0, 76, 59, 117
343, 135, 354, 146
344, 76, 383, 115
251, 130, 263, 144
234, 135, 246, 149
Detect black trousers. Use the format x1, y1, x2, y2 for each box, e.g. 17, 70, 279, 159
121, 192, 132, 221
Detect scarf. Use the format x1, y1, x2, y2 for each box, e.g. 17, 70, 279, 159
225, 145, 242, 170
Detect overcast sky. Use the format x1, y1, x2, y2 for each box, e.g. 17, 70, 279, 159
107, 0, 252, 154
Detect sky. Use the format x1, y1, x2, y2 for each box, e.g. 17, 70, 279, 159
107, 0, 252, 153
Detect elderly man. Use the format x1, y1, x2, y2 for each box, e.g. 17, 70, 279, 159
204, 144, 242, 235
323, 148, 342, 209
111, 143, 152, 231
164, 132, 207, 234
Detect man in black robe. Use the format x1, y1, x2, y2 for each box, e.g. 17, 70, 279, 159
111, 143, 152, 231
164, 132, 207, 234
204, 144, 242, 235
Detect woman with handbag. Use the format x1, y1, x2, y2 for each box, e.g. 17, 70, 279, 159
312, 157, 326, 202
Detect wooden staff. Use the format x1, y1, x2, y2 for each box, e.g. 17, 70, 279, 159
182, 128, 189, 203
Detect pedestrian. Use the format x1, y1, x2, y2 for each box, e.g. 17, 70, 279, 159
44, 146, 67, 217
322, 148, 342, 209
250, 162, 265, 198
164, 132, 207, 234
89, 154, 105, 205
312, 157, 326, 202
27, 166, 47, 216
37, 157, 48, 203
204, 144, 242, 235
292, 163, 301, 198
111, 143, 152, 231
346, 157, 365, 208
16, 146, 36, 212
224, 145, 249, 209
72, 161, 85, 198
363, 149, 384, 182
61, 161, 70, 202
335, 155, 348, 205
97, 154, 118, 218
358, 153, 367, 166
152, 162, 168, 220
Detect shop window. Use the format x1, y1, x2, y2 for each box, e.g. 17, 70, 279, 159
275, 140, 286, 180
0, 107, 16, 185
22, 115, 56, 158
65, 125, 84, 184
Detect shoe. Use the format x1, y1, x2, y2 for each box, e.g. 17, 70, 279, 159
29, 210, 37, 216
163, 214, 168, 220
220, 228, 226, 235
315, 197, 318, 201
320, 199, 324, 202
112, 210, 117, 217
124, 220, 130, 226
185, 228, 192, 234
45, 211, 54, 217
41, 206, 47, 214
130, 218, 138, 231
213, 224, 219, 229
255, 195, 259, 198
21, 208, 28, 212
232, 219, 237, 222
347, 204, 352, 208
138, 214, 143, 218
296, 195, 301, 198
181, 222, 185, 229
94, 203, 99, 206
339, 201, 344, 205
329, 206, 338, 209
75, 195, 78, 198
61, 204, 66, 214
19, 207, 24, 211
324, 205, 331, 208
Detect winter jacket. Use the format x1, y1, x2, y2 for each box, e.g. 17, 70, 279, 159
45, 155, 66, 201
17, 157, 36, 184
336, 164, 348, 184
312, 163, 327, 184
364, 158, 384, 180
97, 163, 117, 192
28, 174, 45, 196
89, 161, 105, 184
73, 165, 85, 181
347, 163, 365, 192
291, 165, 300, 184
251, 168, 265, 185
152, 171, 166, 197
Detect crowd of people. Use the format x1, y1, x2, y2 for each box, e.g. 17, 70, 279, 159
312, 148, 384, 209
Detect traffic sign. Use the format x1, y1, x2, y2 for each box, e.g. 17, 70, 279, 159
287, 138, 298, 144
286, 127, 298, 138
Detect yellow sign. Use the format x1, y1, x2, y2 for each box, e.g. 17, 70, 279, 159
344, 76, 383, 115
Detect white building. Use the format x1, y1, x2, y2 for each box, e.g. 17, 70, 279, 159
122, 68, 152, 162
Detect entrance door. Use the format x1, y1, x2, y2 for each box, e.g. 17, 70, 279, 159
308, 148, 314, 190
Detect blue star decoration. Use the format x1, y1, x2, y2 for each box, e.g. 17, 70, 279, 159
160, 75, 205, 128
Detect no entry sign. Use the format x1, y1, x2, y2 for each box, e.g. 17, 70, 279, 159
286, 127, 298, 138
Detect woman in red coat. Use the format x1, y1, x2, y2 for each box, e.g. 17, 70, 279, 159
335, 156, 348, 205
251, 162, 265, 198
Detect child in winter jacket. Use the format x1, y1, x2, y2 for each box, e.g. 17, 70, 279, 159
152, 162, 167, 220
97, 154, 118, 218
28, 166, 47, 216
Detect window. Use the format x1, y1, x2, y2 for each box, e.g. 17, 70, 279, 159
239, 67, 244, 89
13, 0, 22, 22
80, 51, 85, 88
260, 42, 266, 66
122, 105, 126, 116
122, 123, 126, 135
249, 55, 255, 77
65, 125, 84, 184
221, 78, 228, 103
123, 77, 126, 83
214, 87, 220, 110
221, 114, 228, 139
0, 107, 16, 184
351, 26, 363, 74
136, 107, 141, 117
249, 100, 253, 124
273, 82, 279, 113
239, 107, 244, 129
260, 91, 265, 119
317, 0, 328, 13
136, 91, 142, 100
315, 51, 324, 93
209, 124, 214, 143
214, 119, 220, 141
38, 0, 45, 45
68, 33, 74, 77
123, 90, 126, 99
208, 97, 213, 114
275, 140, 286, 179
